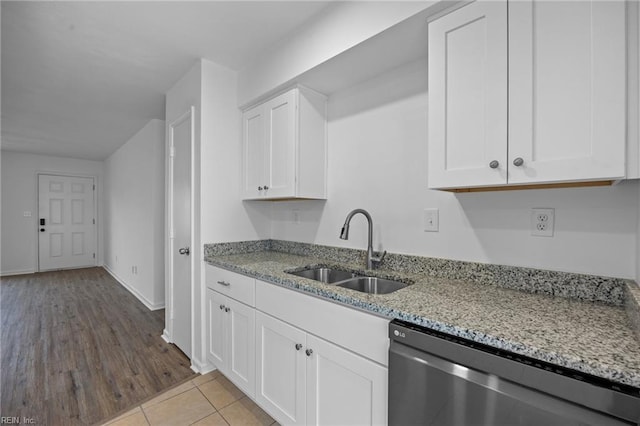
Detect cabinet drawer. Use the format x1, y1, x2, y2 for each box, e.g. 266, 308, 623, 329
205, 264, 255, 306
256, 280, 389, 366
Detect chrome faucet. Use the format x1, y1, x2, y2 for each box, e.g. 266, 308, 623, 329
339, 209, 387, 269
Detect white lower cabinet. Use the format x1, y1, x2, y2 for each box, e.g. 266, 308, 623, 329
206, 288, 255, 398
205, 267, 389, 425
255, 311, 307, 424
255, 311, 388, 426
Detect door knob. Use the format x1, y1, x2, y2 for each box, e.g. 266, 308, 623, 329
305, 349, 313, 357
513, 157, 524, 167
264, 185, 269, 190
40, 229, 45, 232
489, 160, 499, 169
295, 343, 302, 351
178, 247, 190, 255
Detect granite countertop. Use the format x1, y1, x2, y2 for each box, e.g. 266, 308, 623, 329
203, 241, 640, 390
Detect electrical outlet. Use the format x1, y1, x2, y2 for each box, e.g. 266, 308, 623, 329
423, 208, 439, 232
531, 208, 554, 237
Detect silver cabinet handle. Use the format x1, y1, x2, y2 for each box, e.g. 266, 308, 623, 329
513, 157, 524, 167
264, 185, 269, 190
489, 160, 499, 169
224, 307, 230, 313
217, 281, 230, 287
305, 349, 313, 357
295, 343, 302, 351
258, 186, 263, 191
178, 247, 190, 255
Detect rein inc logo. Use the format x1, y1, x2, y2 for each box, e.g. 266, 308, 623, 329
1, 417, 35, 424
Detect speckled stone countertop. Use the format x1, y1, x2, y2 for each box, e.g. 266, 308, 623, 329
204, 240, 640, 390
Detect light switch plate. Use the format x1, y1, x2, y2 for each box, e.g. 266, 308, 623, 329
423, 208, 439, 232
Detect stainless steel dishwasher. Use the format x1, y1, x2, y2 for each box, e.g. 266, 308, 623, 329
389, 319, 640, 425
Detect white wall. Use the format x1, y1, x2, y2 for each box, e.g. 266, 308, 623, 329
200, 60, 271, 244
270, 60, 639, 279
0, 151, 104, 275
104, 119, 165, 309
238, 1, 433, 106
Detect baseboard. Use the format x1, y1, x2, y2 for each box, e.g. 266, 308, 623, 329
190, 357, 214, 374
0, 268, 35, 277
162, 329, 172, 343
103, 265, 165, 311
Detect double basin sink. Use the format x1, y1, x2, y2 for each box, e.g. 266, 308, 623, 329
287, 266, 409, 295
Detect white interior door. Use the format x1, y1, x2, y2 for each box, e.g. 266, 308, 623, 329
170, 108, 194, 358
38, 174, 96, 271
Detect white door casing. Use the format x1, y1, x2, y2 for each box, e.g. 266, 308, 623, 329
168, 107, 195, 359
38, 174, 96, 271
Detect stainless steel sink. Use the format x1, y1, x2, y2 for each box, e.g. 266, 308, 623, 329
288, 267, 357, 284
336, 277, 408, 294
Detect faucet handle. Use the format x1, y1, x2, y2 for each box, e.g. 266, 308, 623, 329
371, 250, 387, 267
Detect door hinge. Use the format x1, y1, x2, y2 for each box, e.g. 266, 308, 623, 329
93, 184, 96, 190
93, 253, 96, 259
93, 218, 95, 225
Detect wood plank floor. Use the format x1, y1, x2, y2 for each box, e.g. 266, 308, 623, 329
1, 267, 196, 425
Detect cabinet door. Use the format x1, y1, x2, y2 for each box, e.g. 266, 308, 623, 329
206, 289, 226, 369
225, 297, 255, 398
306, 335, 388, 426
256, 311, 307, 425
427, 1, 508, 189
508, 0, 626, 183
264, 89, 297, 198
243, 103, 266, 199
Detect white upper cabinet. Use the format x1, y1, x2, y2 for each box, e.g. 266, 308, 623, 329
428, 0, 627, 190
428, 1, 508, 188
242, 86, 327, 200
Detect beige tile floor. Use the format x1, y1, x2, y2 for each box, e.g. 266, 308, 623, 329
102, 371, 278, 426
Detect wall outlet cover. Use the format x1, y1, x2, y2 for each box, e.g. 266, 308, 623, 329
531, 208, 554, 237
424, 208, 439, 232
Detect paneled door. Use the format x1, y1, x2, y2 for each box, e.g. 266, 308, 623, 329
168, 106, 194, 359
38, 174, 96, 271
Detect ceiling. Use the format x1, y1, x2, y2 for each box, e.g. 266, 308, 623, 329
1, 1, 332, 160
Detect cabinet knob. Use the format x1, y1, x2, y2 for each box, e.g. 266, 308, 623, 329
513, 157, 524, 167
224, 307, 230, 313
489, 160, 499, 169
258, 186, 263, 191
305, 349, 313, 357
219, 304, 225, 310
295, 343, 302, 351
217, 280, 230, 287
264, 185, 269, 190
